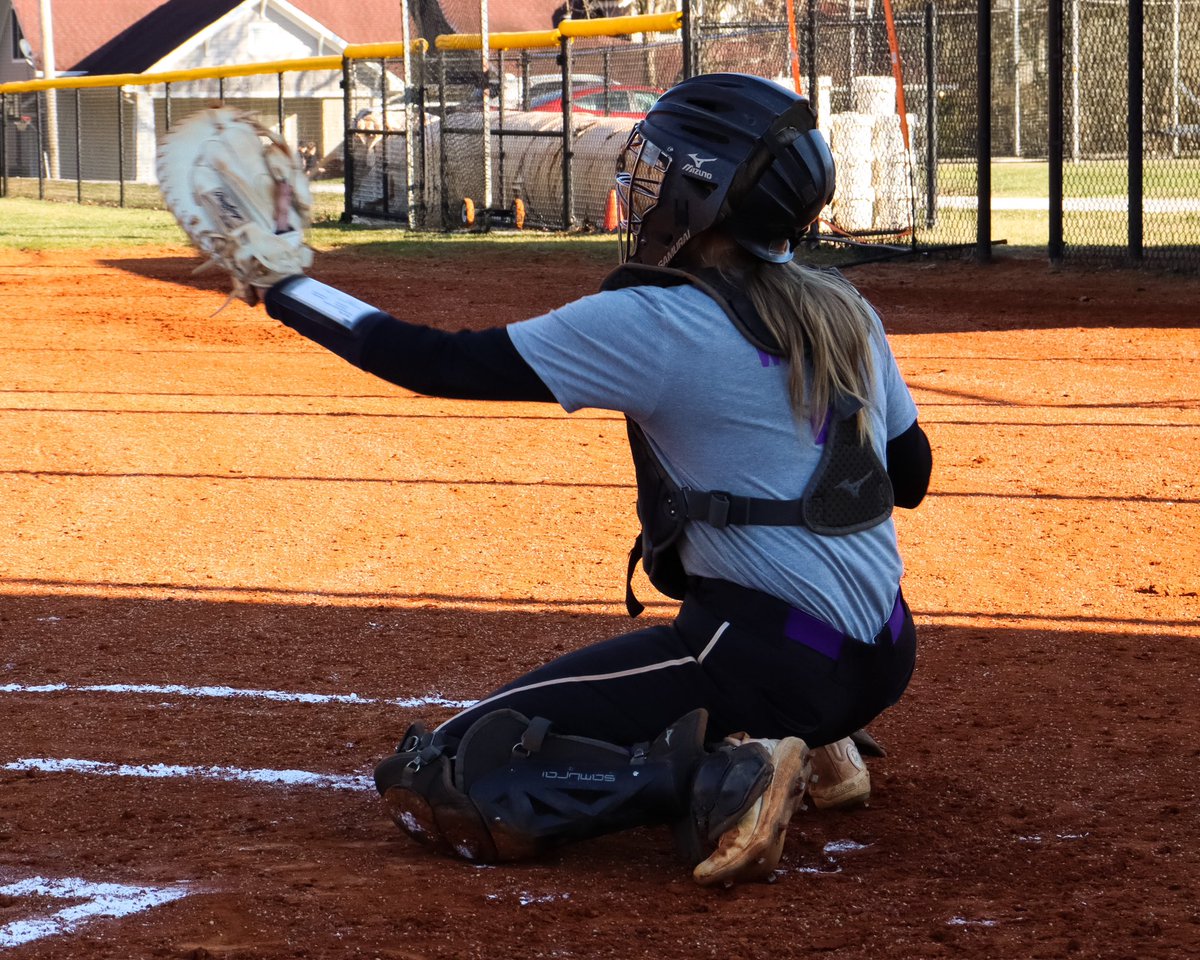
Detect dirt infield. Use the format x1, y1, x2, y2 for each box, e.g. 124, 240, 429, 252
1, 245, 1198, 959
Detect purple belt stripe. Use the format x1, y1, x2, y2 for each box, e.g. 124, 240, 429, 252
783, 592, 904, 660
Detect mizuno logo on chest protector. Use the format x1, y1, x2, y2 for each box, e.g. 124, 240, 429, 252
837, 473, 873, 498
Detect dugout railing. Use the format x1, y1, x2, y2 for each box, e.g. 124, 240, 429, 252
2, 2, 1198, 271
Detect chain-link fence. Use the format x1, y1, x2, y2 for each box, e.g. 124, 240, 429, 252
344, 53, 421, 224
1057, 0, 1200, 267
692, 0, 982, 258
3, 2, 1199, 270
381, 24, 686, 233
0, 64, 345, 218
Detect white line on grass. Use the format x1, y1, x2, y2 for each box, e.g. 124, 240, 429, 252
2, 758, 374, 791
0, 682, 475, 710
0, 875, 190, 949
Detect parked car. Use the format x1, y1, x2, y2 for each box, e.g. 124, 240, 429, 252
518, 73, 609, 105
529, 85, 663, 119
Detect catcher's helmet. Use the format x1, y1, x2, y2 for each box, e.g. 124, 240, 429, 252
615, 73, 835, 266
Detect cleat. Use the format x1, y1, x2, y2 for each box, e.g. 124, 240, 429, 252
692, 736, 810, 887
807, 736, 871, 810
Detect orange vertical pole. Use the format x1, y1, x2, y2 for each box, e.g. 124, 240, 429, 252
880, 0, 912, 150
785, 0, 804, 96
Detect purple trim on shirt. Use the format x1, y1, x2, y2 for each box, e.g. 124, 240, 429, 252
756, 349, 782, 367
814, 408, 832, 445
886, 592, 906, 642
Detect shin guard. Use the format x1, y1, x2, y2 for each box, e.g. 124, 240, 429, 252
374, 709, 710, 863
455, 708, 709, 861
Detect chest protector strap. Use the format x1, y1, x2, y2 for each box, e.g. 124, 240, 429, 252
600, 264, 894, 617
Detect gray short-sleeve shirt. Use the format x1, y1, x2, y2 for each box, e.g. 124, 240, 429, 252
508, 282, 918, 642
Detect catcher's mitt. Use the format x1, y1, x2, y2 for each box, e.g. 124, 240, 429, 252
157, 105, 314, 307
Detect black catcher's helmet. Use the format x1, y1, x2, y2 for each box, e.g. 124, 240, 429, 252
615, 73, 835, 266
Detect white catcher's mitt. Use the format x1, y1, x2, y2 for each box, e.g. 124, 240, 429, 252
157, 105, 314, 306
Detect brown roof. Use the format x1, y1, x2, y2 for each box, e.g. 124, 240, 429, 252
432, 0, 566, 34
10, 0, 165, 72
9, 0, 569, 75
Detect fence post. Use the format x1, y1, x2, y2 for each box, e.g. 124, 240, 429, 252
681, 0, 694, 78
480, 1, 492, 231
117, 86, 126, 207
277, 72, 285, 133
33, 93, 43, 199
1048, 0, 1064, 264
498, 48, 507, 214
602, 49, 612, 115
379, 57, 391, 217
402, 9, 418, 228
35, 92, 44, 199
74, 88, 82, 203
1128, 0, 1143, 262
1, 93, 7, 198
924, 2, 938, 229
438, 53, 449, 227
341, 56, 354, 223
164, 81, 172, 130
411, 45, 427, 228
806, 0, 817, 106
560, 36, 574, 230
976, 0, 992, 261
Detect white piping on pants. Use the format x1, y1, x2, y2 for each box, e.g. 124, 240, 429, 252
696, 621, 730, 664
434, 654, 699, 733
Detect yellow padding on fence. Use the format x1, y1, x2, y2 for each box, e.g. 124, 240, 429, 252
0, 56, 343, 94
557, 12, 682, 37
435, 30, 562, 51
343, 41, 429, 60
0, 13, 681, 96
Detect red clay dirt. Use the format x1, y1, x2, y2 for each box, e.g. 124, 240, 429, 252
0, 244, 1198, 959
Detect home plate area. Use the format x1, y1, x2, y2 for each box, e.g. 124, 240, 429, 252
1, 249, 1197, 958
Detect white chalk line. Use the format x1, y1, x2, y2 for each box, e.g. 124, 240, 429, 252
0, 681, 455, 793
0, 875, 190, 949
2, 757, 374, 792
0, 681, 476, 710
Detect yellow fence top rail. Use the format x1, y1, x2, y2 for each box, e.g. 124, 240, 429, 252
0, 55, 344, 94
557, 12, 682, 38
434, 12, 682, 50
0, 13, 682, 96
435, 30, 561, 51
343, 40, 429, 60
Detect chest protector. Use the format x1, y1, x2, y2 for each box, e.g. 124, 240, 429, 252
600, 264, 894, 617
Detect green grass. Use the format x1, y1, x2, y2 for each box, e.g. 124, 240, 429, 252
0, 194, 620, 261
5, 164, 1196, 259
0, 195, 186, 248
940, 158, 1200, 198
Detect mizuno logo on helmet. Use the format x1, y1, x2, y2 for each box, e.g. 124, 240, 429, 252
682, 154, 717, 180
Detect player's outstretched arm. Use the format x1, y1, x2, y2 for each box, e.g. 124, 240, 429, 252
264, 277, 554, 403
157, 107, 553, 404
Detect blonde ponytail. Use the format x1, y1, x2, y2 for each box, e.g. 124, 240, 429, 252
744, 261, 877, 442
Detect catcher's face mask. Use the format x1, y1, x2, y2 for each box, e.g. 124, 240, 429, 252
615, 125, 672, 264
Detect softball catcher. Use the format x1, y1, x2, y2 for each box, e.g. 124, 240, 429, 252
158, 74, 931, 886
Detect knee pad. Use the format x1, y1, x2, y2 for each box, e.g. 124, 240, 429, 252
374, 723, 499, 862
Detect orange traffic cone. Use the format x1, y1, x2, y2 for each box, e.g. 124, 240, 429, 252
603, 188, 620, 232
